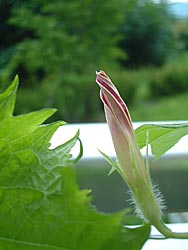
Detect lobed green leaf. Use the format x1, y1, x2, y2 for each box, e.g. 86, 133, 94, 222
0, 78, 150, 249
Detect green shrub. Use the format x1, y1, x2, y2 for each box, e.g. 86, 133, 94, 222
110, 68, 152, 104
150, 54, 188, 97
14, 72, 102, 123
3, 54, 188, 123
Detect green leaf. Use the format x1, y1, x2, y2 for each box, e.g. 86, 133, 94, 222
0, 167, 150, 250
0, 78, 150, 249
0, 75, 18, 120
135, 123, 188, 159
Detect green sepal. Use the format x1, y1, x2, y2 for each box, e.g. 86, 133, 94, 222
98, 149, 122, 176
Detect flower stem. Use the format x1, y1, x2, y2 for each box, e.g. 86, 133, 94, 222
154, 220, 188, 239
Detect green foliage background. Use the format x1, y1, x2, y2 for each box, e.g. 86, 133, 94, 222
0, 0, 188, 122
119, 0, 174, 67
0, 0, 126, 122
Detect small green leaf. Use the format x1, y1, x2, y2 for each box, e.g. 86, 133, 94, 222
136, 123, 188, 159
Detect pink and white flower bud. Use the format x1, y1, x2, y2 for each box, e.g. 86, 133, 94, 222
96, 70, 163, 225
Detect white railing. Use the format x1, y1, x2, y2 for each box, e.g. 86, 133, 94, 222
50, 122, 188, 212
50, 122, 188, 163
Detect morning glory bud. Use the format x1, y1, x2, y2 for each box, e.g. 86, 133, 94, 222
96, 70, 188, 239
96, 70, 164, 226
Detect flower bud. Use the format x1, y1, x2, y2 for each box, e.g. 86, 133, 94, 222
96, 70, 163, 225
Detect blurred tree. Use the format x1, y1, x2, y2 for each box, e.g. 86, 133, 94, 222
0, 0, 30, 74
172, 19, 188, 53
0, 0, 126, 122
119, 0, 175, 68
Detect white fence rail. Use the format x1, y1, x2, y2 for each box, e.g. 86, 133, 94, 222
50, 122, 188, 213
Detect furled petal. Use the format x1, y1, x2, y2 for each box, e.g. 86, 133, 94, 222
96, 71, 133, 135
96, 70, 148, 185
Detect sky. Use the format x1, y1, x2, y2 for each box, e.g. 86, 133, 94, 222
154, 0, 188, 3
168, 0, 188, 2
